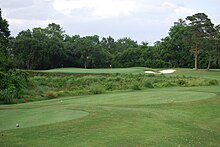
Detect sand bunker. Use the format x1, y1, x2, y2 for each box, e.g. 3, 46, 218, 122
144, 71, 157, 74
159, 69, 176, 74
145, 69, 176, 74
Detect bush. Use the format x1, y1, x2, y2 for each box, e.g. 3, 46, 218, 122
161, 82, 173, 87
131, 83, 141, 90
45, 92, 58, 99
89, 85, 104, 94
0, 89, 19, 104
104, 82, 114, 90
177, 79, 187, 86
0, 70, 28, 104
208, 80, 218, 86
144, 81, 154, 88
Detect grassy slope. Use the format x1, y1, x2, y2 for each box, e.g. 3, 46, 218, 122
36, 67, 147, 74
35, 67, 220, 81
0, 68, 220, 146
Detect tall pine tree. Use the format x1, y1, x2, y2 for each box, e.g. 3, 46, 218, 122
0, 8, 12, 71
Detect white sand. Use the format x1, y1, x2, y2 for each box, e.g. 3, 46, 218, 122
145, 69, 176, 74
144, 71, 157, 74
159, 69, 176, 74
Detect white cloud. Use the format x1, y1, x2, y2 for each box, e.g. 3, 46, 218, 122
0, 0, 33, 8
1, 0, 219, 43
53, 0, 135, 19
8, 18, 59, 35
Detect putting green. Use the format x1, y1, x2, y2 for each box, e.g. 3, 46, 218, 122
0, 108, 88, 131
37, 67, 145, 74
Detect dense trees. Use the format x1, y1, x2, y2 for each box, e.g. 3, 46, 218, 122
13, 24, 66, 69
0, 9, 219, 70
11, 13, 218, 70
0, 9, 28, 104
0, 8, 13, 71
186, 13, 215, 70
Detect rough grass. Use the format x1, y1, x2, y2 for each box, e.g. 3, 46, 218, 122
0, 68, 220, 146
23, 73, 218, 102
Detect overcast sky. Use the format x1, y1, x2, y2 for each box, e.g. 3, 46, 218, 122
1, 0, 220, 44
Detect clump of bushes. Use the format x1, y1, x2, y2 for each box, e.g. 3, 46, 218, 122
0, 70, 28, 104
144, 81, 154, 88
89, 84, 105, 94
208, 80, 219, 85
131, 83, 141, 90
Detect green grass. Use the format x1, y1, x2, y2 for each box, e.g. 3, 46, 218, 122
173, 68, 220, 81
24, 72, 218, 102
0, 108, 88, 131
0, 68, 220, 146
35, 67, 147, 74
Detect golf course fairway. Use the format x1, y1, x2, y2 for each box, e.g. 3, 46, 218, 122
1, 85, 220, 146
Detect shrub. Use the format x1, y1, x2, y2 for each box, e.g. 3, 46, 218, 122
161, 82, 173, 87
145, 74, 156, 77
208, 80, 218, 86
104, 82, 114, 90
89, 85, 104, 94
0, 89, 20, 104
177, 79, 187, 86
0, 70, 28, 104
131, 83, 141, 90
45, 92, 58, 99
144, 81, 154, 88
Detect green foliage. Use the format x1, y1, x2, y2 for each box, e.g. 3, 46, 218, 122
0, 70, 28, 104
0, 8, 15, 72
9, 12, 219, 70
208, 79, 219, 85
177, 79, 187, 86
144, 81, 154, 88
89, 84, 105, 94
0, 10, 30, 104
13, 24, 66, 69
0, 89, 18, 104
0, 7, 219, 70
131, 83, 141, 90
45, 91, 58, 99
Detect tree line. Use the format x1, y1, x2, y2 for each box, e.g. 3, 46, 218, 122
1, 9, 220, 71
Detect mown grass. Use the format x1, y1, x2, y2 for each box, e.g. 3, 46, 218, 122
0, 68, 220, 146
35, 67, 147, 74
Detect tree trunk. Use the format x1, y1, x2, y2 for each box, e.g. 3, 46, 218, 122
194, 54, 198, 70
26, 59, 30, 69
207, 56, 211, 71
